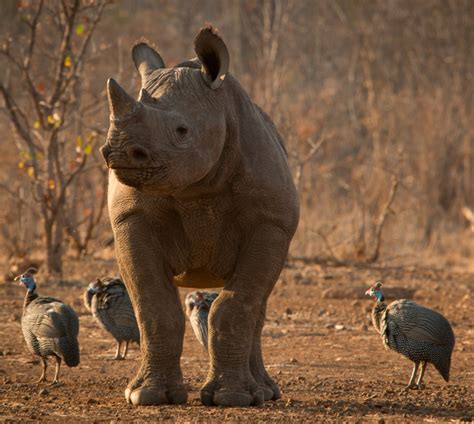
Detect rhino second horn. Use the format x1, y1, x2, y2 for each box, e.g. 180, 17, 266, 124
107, 78, 139, 120
138, 88, 154, 104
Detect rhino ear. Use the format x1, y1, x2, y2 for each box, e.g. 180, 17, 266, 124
132, 42, 165, 80
194, 26, 229, 90
107, 78, 139, 120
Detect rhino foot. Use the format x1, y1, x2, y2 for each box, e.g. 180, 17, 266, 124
200, 380, 264, 407
258, 381, 281, 401
125, 376, 187, 406
254, 374, 281, 401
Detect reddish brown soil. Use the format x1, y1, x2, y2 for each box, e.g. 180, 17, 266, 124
1, 259, 473, 422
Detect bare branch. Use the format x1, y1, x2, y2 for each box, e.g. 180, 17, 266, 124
50, 153, 89, 223
55, 1, 108, 102
366, 176, 399, 263
49, 0, 80, 108
0, 84, 43, 152
23, 0, 44, 69
292, 135, 326, 191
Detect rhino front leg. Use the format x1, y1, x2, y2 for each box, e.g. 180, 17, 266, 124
115, 224, 187, 406
201, 225, 290, 407
250, 303, 281, 401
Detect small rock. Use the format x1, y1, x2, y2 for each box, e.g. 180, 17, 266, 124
38, 388, 49, 396
334, 324, 345, 331
289, 357, 298, 364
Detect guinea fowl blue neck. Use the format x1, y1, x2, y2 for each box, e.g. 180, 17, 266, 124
19, 274, 39, 308
374, 290, 385, 303
366, 283, 387, 334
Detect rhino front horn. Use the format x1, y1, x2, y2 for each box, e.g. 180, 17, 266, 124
107, 78, 140, 120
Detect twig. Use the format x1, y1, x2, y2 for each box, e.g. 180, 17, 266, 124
366, 175, 399, 263
315, 225, 340, 261
292, 136, 326, 191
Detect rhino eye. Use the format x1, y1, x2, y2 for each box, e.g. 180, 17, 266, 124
176, 126, 188, 136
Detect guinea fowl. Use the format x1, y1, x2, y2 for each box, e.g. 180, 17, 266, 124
366, 281, 455, 389
14, 268, 80, 384
184, 291, 219, 351
84, 277, 139, 360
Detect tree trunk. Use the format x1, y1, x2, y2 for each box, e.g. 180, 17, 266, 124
44, 209, 64, 276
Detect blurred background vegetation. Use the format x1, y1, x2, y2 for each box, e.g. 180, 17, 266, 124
0, 0, 472, 275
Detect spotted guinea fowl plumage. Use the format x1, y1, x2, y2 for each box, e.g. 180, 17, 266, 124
184, 291, 219, 351
84, 276, 139, 359
15, 268, 80, 384
366, 281, 455, 389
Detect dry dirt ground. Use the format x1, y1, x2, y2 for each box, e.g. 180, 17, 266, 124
0, 258, 473, 422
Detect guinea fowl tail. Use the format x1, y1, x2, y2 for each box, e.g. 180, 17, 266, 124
434, 355, 451, 382
59, 336, 80, 367
431, 343, 453, 382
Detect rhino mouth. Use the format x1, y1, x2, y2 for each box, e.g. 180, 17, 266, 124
112, 166, 166, 187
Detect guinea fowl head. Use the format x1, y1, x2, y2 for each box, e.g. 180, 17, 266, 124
87, 278, 103, 294
185, 291, 218, 318
186, 291, 207, 313
365, 281, 385, 302
14, 267, 38, 293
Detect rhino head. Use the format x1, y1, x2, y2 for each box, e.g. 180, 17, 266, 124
101, 26, 230, 194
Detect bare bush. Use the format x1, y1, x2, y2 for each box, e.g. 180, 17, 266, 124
0, 0, 108, 274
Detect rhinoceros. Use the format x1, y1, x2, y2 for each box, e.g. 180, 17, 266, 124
100, 26, 299, 407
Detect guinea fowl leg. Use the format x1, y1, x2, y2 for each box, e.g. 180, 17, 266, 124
51, 356, 61, 385
406, 362, 419, 389
122, 340, 130, 359
114, 341, 123, 360
36, 357, 47, 384
416, 361, 427, 389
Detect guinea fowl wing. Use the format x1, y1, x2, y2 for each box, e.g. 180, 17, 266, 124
91, 281, 139, 348
385, 300, 451, 346
110, 296, 137, 329
30, 301, 68, 339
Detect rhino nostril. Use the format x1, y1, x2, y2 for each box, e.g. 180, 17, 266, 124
127, 145, 150, 162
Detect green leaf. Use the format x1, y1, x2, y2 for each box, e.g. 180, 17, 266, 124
75, 23, 85, 36
84, 143, 92, 155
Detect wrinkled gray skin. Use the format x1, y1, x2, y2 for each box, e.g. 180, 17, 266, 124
101, 26, 299, 407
